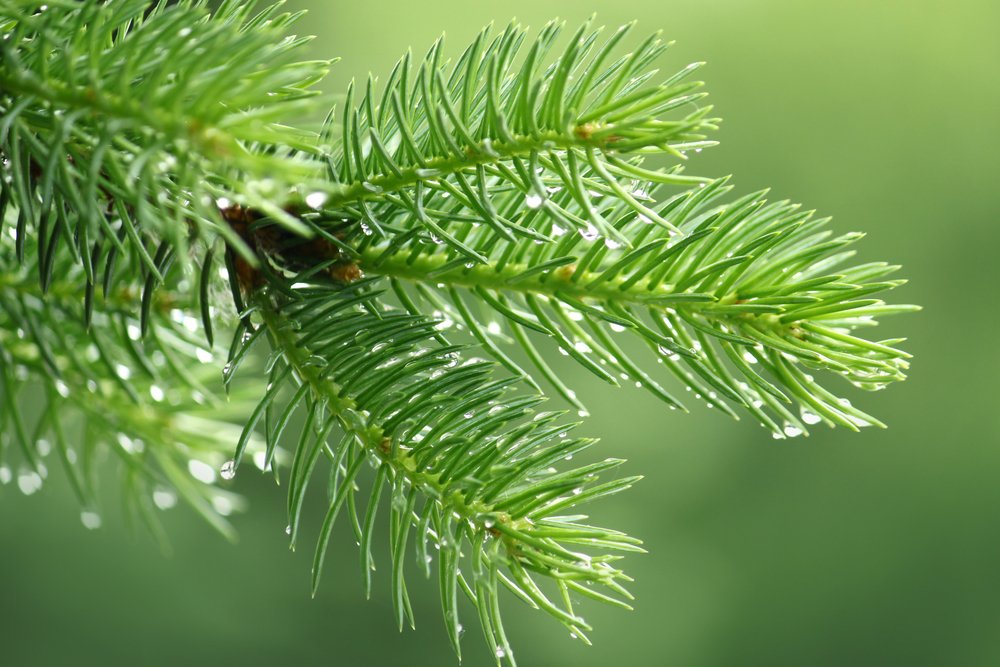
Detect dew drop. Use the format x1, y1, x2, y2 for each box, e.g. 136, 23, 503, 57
463, 411, 474, 419
305, 191, 328, 209
285, 525, 292, 535
36, 439, 51, 457
80, 510, 102, 530
486, 322, 502, 335
17, 469, 43, 495
187, 459, 216, 484
577, 409, 590, 418
153, 487, 177, 510
212, 495, 235, 516
253, 450, 270, 472
149, 384, 165, 402
524, 193, 544, 209
0, 465, 11, 484
800, 409, 822, 425
579, 224, 599, 242
783, 422, 803, 438
115, 363, 132, 380
495, 647, 507, 659
742, 351, 758, 364
220, 459, 237, 480
604, 238, 622, 250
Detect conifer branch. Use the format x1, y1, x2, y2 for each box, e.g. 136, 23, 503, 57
0, 2, 918, 663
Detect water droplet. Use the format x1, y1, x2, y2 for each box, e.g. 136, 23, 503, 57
196, 348, 213, 363
212, 495, 234, 516
742, 351, 758, 364
800, 409, 822, 425
220, 459, 236, 480
178, 27, 192, 38
551, 223, 566, 237
783, 422, 803, 438
285, 525, 292, 535
463, 411, 474, 419
153, 487, 177, 510
579, 224, 600, 242
609, 323, 627, 333
305, 191, 328, 209
17, 469, 43, 495
36, 439, 51, 457
573, 341, 592, 354
80, 510, 102, 530
604, 238, 622, 250
253, 450, 270, 472
360, 221, 373, 236
149, 384, 165, 402
215, 197, 232, 209
577, 409, 590, 418
524, 193, 544, 209
187, 460, 216, 484
0, 465, 11, 484
486, 322, 502, 335
115, 363, 132, 380
495, 647, 507, 659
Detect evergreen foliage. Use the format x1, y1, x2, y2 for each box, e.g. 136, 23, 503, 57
0, 1, 916, 662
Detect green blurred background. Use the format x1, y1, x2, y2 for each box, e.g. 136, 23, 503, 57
2, 0, 998, 665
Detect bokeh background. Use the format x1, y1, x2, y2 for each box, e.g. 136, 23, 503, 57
2, 0, 998, 665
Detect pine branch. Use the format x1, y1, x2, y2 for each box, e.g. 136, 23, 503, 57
0, 2, 918, 664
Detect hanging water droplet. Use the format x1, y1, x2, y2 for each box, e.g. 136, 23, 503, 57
573, 341, 592, 354
187, 459, 216, 484
360, 221, 373, 236
305, 191, 328, 209
36, 439, 51, 457
551, 223, 566, 237
800, 409, 822, 425
742, 351, 758, 364
579, 224, 600, 242
495, 647, 507, 659
115, 363, 132, 380
604, 238, 622, 250
285, 525, 292, 535
577, 409, 590, 418
80, 510, 102, 530
149, 384, 165, 402
220, 459, 236, 480
17, 469, 43, 495
153, 487, 177, 510
212, 495, 234, 516
609, 323, 627, 333
783, 422, 803, 438
0, 465, 11, 485
486, 322, 502, 335
524, 193, 544, 209
463, 410, 474, 419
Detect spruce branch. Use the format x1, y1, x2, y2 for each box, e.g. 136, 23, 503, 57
0, 2, 918, 664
